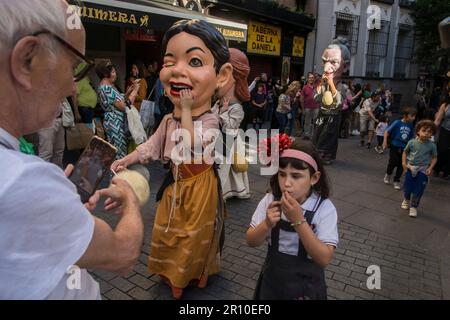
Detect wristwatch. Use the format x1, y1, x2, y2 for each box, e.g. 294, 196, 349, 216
291, 219, 307, 227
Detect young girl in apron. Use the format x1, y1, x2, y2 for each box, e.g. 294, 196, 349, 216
248, 137, 338, 300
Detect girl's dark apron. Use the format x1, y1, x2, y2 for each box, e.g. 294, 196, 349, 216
254, 197, 327, 300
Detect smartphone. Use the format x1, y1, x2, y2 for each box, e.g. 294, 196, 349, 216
69, 136, 117, 203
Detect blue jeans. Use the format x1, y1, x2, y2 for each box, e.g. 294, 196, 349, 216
276, 112, 288, 133
404, 170, 428, 208
287, 105, 298, 135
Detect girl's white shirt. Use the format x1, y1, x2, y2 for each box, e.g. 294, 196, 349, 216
250, 192, 339, 256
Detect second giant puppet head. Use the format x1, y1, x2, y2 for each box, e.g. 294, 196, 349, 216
160, 19, 233, 116
321, 37, 350, 85
217, 48, 251, 103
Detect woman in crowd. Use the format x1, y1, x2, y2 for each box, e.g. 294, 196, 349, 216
97, 61, 140, 159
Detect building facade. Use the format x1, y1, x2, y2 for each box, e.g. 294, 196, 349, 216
303, 0, 418, 110
203, 0, 315, 83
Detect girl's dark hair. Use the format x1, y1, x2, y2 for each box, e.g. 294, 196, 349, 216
269, 139, 330, 199
95, 61, 115, 80
161, 19, 230, 74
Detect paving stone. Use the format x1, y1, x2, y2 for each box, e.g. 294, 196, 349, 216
128, 287, 158, 300
128, 274, 157, 290
109, 277, 135, 293
104, 288, 133, 300
344, 285, 375, 300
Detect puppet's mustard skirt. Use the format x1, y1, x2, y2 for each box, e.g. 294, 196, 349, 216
147, 166, 222, 288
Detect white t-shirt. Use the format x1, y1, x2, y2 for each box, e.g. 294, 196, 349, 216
376, 122, 388, 137
359, 98, 378, 117
250, 192, 339, 256
0, 128, 99, 299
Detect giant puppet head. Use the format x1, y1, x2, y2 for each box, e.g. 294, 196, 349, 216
320, 37, 350, 106
159, 19, 233, 116
321, 37, 350, 85
217, 48, 251, 103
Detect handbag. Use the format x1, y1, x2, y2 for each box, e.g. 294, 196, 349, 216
61, 98, 75, 128
223, 106, 248, 173
140, 85, 156, 130
66, 123, 95, 150
126, 105, 147, 145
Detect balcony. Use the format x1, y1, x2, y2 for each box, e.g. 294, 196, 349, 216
202, 0, 315, 30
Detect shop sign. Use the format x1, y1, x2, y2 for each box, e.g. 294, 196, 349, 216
292, 36, 305, 58
69, 4, 151, 31
124, 29, 160, 42
247, 21, 281, 56
215, 25, 247, 42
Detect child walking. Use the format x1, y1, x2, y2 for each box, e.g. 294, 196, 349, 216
401, 120, 438, 218
247, 138, 338, 300
383, 106, 416, 190
375, 115, 388, 154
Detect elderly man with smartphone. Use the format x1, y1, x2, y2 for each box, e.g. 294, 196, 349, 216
0, 0, 144, 299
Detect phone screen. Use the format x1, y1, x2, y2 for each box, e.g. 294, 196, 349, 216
69, 136, 117, 203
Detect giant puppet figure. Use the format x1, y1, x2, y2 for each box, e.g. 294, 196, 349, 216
312, 38, 351, 164
112, 19, 233, 299
212, 48, 251, 200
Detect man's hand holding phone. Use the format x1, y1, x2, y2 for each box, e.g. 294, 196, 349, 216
96, 178, 140, 215
64, 163, 138, 213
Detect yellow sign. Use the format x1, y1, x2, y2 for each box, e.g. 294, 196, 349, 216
71, 4, 150, 29
247, 21, 281, 56
215, 26, 247, 42
292, 36, 305, 57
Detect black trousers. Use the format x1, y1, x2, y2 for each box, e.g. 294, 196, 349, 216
386, 146, 404, 182
436, 127, 450, 176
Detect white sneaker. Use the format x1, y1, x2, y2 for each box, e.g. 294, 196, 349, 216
401, 199, 409, 210
409, 207, 417, 218
394, 182, 401, 190
383, 174, 391, 184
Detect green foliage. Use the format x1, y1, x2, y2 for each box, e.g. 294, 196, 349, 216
410, 0, 450, 75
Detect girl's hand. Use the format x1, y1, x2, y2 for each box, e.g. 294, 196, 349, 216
180, 89, 194, 110
265, 201, 281, 228
281, 191, 304, 223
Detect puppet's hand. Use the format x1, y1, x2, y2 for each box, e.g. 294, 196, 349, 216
180, 89, 194, 110
222, 97, 231, 110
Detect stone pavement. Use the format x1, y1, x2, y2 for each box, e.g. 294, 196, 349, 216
92, 136, 450, 300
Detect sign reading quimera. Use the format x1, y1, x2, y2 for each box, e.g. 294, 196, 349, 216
247, 21, 281, 56
69, 3, 150, 30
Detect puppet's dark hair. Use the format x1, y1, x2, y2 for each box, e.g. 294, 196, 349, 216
161, 19, 230, 74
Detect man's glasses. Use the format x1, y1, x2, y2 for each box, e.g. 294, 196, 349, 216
32, 30, 94, 82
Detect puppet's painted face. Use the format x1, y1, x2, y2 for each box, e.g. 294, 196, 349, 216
160, 32, 218, 111
322, 48, 346, 82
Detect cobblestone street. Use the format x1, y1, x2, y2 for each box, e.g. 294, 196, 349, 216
92, 136, 450, 300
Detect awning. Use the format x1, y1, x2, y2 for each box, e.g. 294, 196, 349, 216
73, 0, 247, 41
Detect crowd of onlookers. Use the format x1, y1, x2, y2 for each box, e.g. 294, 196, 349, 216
26, 62, 450, 185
